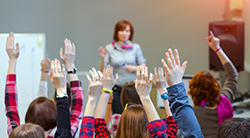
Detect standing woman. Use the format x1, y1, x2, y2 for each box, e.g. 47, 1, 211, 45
98, 20, 146, 114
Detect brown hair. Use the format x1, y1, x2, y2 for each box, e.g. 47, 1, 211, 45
113, 20, 134, 41
25, 97, 57, 131
120, 81, 141, 109
115, 105, 150, 138
54, 82, 71, 108
9, 123, 45, 138
188, 71, 220, 107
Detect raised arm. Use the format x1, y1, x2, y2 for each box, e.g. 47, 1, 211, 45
94, 65, 117, 137
79, 68, 103, 138
206, 31, 238, 102
60, 39, 84, 137
5, 33, 20, 135
161, 49, 204, 138
49, 58, 71, 138
37, 53, 50, 97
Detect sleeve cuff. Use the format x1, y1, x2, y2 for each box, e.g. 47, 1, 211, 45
70, 81, 82, 87
7, 74, 16, 81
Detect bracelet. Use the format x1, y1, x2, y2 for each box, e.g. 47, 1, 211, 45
108, 102, 112, 104
102, 88, 113, 93
41, 69, 48, 73
161, 93, 168, 100
214, 47, 221, 53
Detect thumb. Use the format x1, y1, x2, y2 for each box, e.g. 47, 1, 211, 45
181, 61, 188, 73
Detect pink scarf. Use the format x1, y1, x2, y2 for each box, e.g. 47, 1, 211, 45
199, 95, 233, 125
112, 40, 133, 49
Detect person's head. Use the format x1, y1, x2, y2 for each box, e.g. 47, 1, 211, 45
120, 81, 141, 109
113, 20, 134, 42
9, 123, 45, 138
217, 118, 250, 138
54, 82, 71, 108
188, 71, 221, 107
115, 105, 150, 138
25, 97, 57, 131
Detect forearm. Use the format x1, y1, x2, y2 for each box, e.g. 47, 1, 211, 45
8, 59, 17, 74
216, 49, 230, 65
40, 72, 47, 81
163, 100, 172, 117
104, 104, 112, 123
84, 98, 97, 117
95, 92, 110, 118
99, 58, 104, 72
140, 96, 160, 122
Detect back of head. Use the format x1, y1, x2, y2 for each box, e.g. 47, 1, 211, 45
25, 97, 57, 131
120, 81, 141, 109
9, 123, 45, 138
217, 118, 250, 138
115, 105, 150, 138
113, 20, 134, 41
188, 71, 221, 107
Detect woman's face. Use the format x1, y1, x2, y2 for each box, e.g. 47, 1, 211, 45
118, 25, 131, 42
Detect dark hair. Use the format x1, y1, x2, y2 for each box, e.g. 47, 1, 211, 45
25, 97, 57, 131
120, 81, 141, 109
115, 105, 150, 138
217, 117, 250, 138
9, 123, 45, 138
113, 20, 134, 41
54, 82, 71, 108
188, 71, 221, 107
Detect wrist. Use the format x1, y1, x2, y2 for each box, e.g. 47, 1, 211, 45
214, 47, 221, 53
139, 96, 151, 102
56, 88, 66, 94
66, 64, 75, 71
158, 88, 167, 93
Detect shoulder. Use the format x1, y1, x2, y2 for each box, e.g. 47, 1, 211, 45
132, 43, 140, 48
105, 43, 113, 49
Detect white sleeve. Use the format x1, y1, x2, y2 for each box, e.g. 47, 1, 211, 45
37, 81, 48, 97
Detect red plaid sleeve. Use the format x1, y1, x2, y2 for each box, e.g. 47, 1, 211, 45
5, 74, 20, 136
70, 81, 84, 137
95, 118, 110, 138
166, 116, 178, 138
107, 114, 121, 137
146, 118, 168, 138
79, 116, 95, 138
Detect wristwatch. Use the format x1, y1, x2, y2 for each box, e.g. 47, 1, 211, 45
56, 92, 68, 98
68, 68, 77, 74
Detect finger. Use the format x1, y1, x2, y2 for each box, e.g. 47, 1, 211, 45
60, 47, 64, 59
51, 60, 55, 76
98, 71, 104, 82
110, 66, 113, 78
181, 61, 188, 73
9, 33, 14, 49
159, 67, 163, 80
62, 64, 66, 76
54, 58, 59, 75
154, 67, 158, 80
57, 60, 62, 75
136, 66, 141, 81
46, 53, 49, 59
86, 74, 92, 84
161, 59, 169, 73
165, 52, 173, 70
72, 42, 76, 53
174, 49, 180, 66
168, 49, 176, 67
92, 67, 98, 79
141, 66, 145, 80
149, 73, 153, 85
114, 73, 118, 82
144, 66, 148, 82
103, 68, 106, 78
15, 43, 19, 54
209, 31, 214, 37
49, 70, 52, 80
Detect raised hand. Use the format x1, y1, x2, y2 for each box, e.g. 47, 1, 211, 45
135, 66, 154, 98
60, 38, 75, 70
49, 58, 66, 93
40, 53, 51, 72
206, 31, 220, 51
153, 67, 168, 94
103, 65, 118, 90
86, 68, 103, 100
98, 46, 107, 58
6, 33, 19, 60
161, 49, 187, 86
